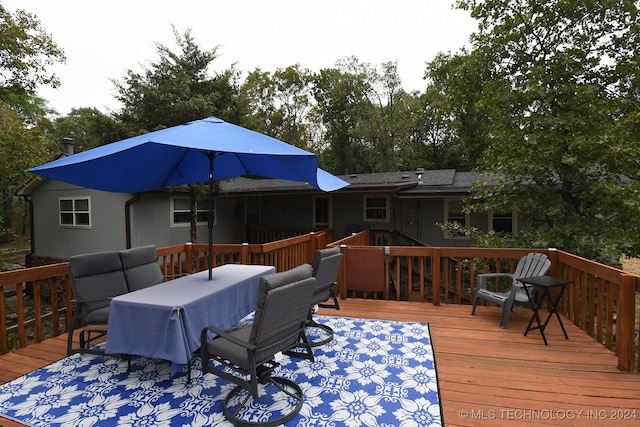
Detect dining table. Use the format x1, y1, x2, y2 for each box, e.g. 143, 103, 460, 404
105, 263, 276, 377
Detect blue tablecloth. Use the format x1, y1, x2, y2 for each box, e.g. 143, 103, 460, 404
105, 264, 275, 375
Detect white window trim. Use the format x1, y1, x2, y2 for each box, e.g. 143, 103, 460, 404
171, 197, 213, 227
59, 196, 92, 228
444, 197, 470, 239
363, 194, 390, 222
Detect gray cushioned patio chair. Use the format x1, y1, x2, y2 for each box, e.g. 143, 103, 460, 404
307, 247, 343, 346
201, 264, 315, 427
471, 252, 551, 328
67, 251, 129, 355
119, 245, 164, 292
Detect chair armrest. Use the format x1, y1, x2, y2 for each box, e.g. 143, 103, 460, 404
475, 273, 515, 291
201, 325, 257, 351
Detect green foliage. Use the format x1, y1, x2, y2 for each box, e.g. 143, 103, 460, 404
0, 4, 64, 236
311, 56, 416, 174
436, 221, 515, 248
311, 58, 375, 174
49, 108, 126, 152
240, 64, 314, 150
0, 215, 14, 245
424, 50, 494, 171
0, 102, 51, 184
113, 26, 242, 134
110, 27, 245, 244
0, 5, 65, 120
8, 1, 640, 268
453, 0, 640, 263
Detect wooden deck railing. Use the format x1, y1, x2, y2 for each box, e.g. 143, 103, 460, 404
334, 240, 640, 373
1, 229, 638, 372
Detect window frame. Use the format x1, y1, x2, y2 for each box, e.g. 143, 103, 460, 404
489, 210, 517, 236
59, 196, 92, 228
363, 194, 390, 222
444, 197, 470, 239
171, 197, 214, 227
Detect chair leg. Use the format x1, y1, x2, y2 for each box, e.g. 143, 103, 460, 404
471, 292, 479, 315
305, 309, 335, 347
500, 300, 515, 328
67, 310, 82, 356
306, 317, 335, 347
223, 376, 304, 427
318, 289, 340, 310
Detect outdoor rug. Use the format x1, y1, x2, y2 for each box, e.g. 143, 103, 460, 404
0, 316, 443, 426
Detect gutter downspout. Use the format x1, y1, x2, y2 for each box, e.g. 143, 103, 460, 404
125, 193, 141, 249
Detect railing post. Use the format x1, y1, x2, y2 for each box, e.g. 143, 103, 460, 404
310, 232, 318, 263
547, 247, 560, 276
185, 242, 194, 274
240, 242, 250, 264
617, 274, 636, 372
338, 244, 347, 299
432, 248, 441, 306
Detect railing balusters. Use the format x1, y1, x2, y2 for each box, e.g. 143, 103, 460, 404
0, 233, 637, 372
33, 280, 42, 342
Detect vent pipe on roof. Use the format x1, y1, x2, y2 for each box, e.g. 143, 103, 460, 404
416, 167, 424, 184
62, 137, 74, 156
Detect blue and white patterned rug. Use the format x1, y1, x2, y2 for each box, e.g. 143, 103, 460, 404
0, 316, 443, 426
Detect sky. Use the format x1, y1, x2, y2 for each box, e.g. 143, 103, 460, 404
4, 0, 477, 116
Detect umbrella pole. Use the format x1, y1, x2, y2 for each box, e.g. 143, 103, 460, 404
208, 155, 214, 280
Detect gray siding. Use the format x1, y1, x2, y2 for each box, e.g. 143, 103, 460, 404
26, 170, 496, 258
331, 193, 394, 240
130, 193, 245, 246
31, 181, 130, 258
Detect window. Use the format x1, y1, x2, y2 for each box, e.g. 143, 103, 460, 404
59, 197, 91, 227
444, 198, 469, 238
172, 198, 212, 226
446, 199, 467, 226
314, 196, 329, 227
490, 211, 516, 235
364, 195, 389, 222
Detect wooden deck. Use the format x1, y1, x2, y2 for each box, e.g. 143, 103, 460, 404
1, 300, 639, 426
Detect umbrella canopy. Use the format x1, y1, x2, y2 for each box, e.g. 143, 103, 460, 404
28, 117, 349, 279
29, 117, 347, 192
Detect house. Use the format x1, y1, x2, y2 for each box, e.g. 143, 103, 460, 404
17, 159, 521, 261
15, 137, 522, 260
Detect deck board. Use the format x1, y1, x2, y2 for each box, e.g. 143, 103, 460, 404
1, 300, 639, 426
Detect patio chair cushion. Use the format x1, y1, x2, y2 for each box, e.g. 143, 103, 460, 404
119, 245, 164, 292
311, 247, 342, 303
249, 264, 315, 360
68, 251, 129, 317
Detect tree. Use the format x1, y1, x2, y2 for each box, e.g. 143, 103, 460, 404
0, 5, 65, 121
49, 107, 126, 153
365, 61, 414, 172
312, 57, 414, 174
113, 26, 242, 135
312, 60, 374, 174
0, 101, 50, 239
112, 27, 243, 243
0, 4, 65, 240
240, 64, 314, 150
455, 0, 640, 263
423, 50, 493, 171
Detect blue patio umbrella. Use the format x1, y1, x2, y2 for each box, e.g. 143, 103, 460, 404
28, 117, 349, 278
